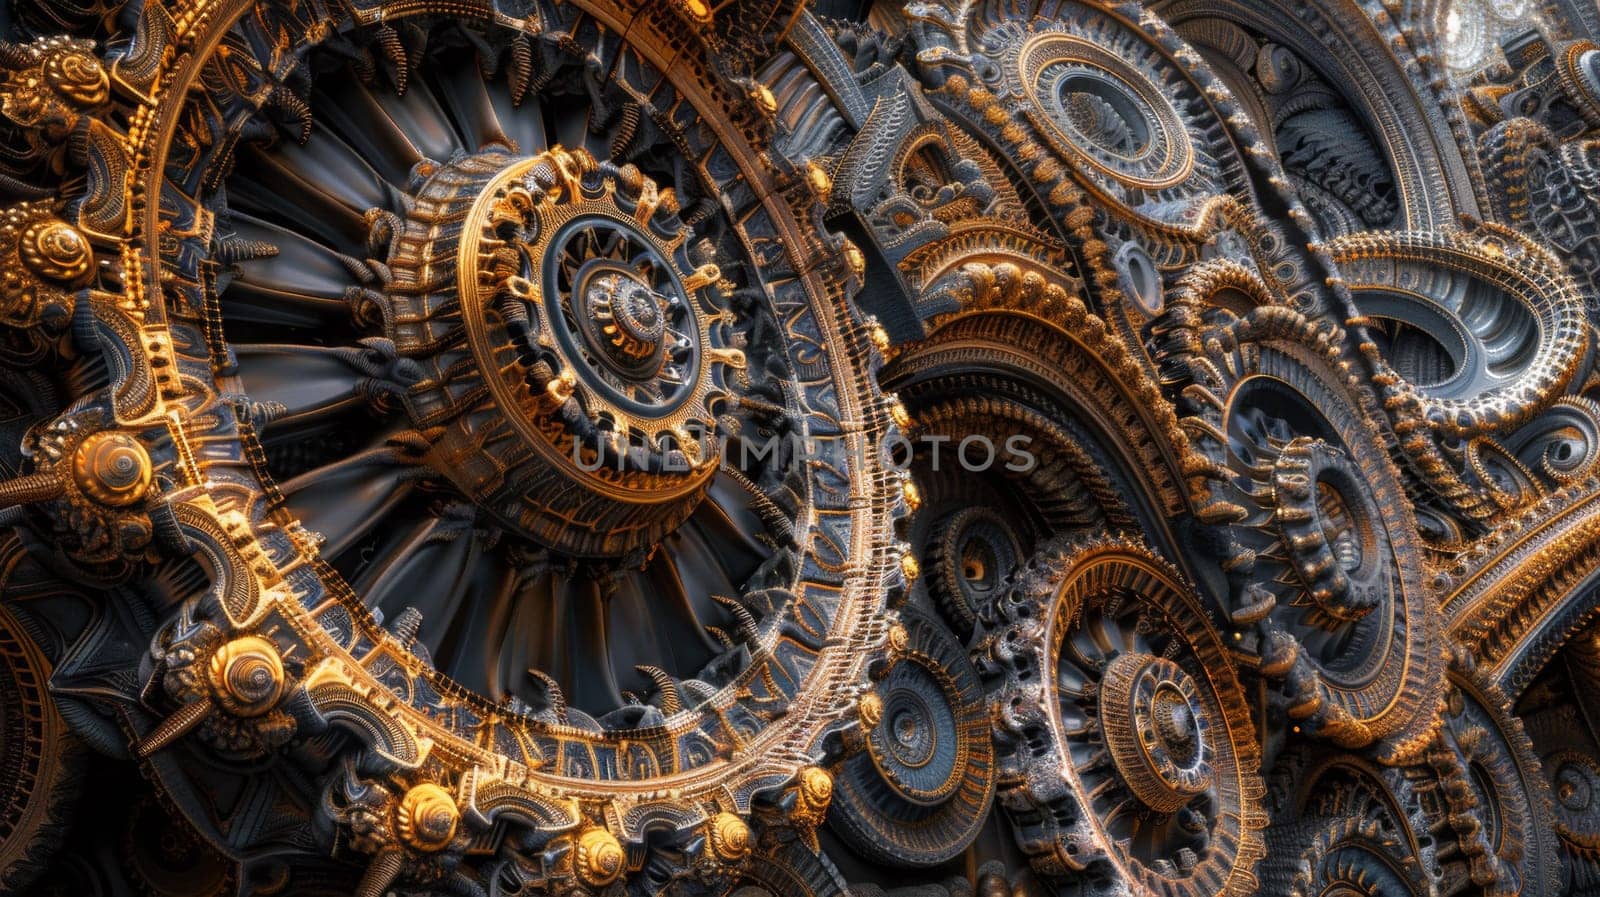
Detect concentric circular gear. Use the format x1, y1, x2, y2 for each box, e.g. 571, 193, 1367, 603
1327, 225, 1589, 442
944, 3, 1232, 231
1432, 647, 1562, 897
367, 145, 739, 557
1154, 306, 1444, 750
1267, 437, 1386, 625
827, 609, 997, 867
923, 505, 1029, 639
1287, 817, 1432, 897
1260, 733, 1451, 896
974, 536, 1267, 897
1547, 750, 1600, 876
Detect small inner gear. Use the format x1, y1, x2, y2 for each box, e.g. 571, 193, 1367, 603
1099, 653, 1216, 814
372, 146, 740, 557
575, 263, 670, 373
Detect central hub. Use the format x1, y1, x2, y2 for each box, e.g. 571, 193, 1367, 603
1098, 652, 1214, 814
374, 147, 743, 557
578, 263, 669, 372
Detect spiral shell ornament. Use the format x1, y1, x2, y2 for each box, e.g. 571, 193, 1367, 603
20, 218, 91, 284
706, 812, 752, 863
576, 826, 626, 886
829, 610, 997, 867
206, 637, 283, 718
395, 784, 461, 854
71, 433, 152, 508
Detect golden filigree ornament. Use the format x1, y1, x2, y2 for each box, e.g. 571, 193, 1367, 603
792, 766, 835, 828
1, 202, 89, 327
21, 218, 90, 283
0, 35, 107, 129
858, 691, 884, 729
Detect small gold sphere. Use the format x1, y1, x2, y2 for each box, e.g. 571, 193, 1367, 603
575, 826, 625, 886
887, 622, 910, 655
207, 636, 285, 717
806, 161, 832, 200
858, 692, 884, 730
682, 0, 713, 22
868, 321, 890, 352
900, 549, 920, 583
706, 812, 751, 862
72, 432, 152, 507
396, 783, 460, 853
843, 242, 866, 276
752, 85, 777, 115
887, 399, 911, 430
901, 477, 923, 511
546, 368, 576, 404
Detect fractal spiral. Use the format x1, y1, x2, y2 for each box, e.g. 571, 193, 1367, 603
6, 0, 1600, 896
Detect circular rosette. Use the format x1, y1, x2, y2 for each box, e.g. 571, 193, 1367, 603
828, 609, 996, 867
1432, 650, 1562, 897
1156, 309, 1443, 749
372, 146, 739, 558
1327, 225, 1588, 440
975, 537, 1266, 897
1287, 817, 1432, 897
1494, 397, 1600, 495
980, 6, 1227, 227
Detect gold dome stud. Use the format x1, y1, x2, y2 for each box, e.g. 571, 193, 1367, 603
805, 161, 832, 202
396, 783, 460, 853
887, 397, 911, 430
858, 692, 884, 730
797, 766, 832, 814
900, 548, 921, 583
843, 241, 866, 277
752, 85, 777, 116
901, 476, 922, 511
887, 621, 910, 655
867, 319, 890, 353
575, 826, 625, 886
